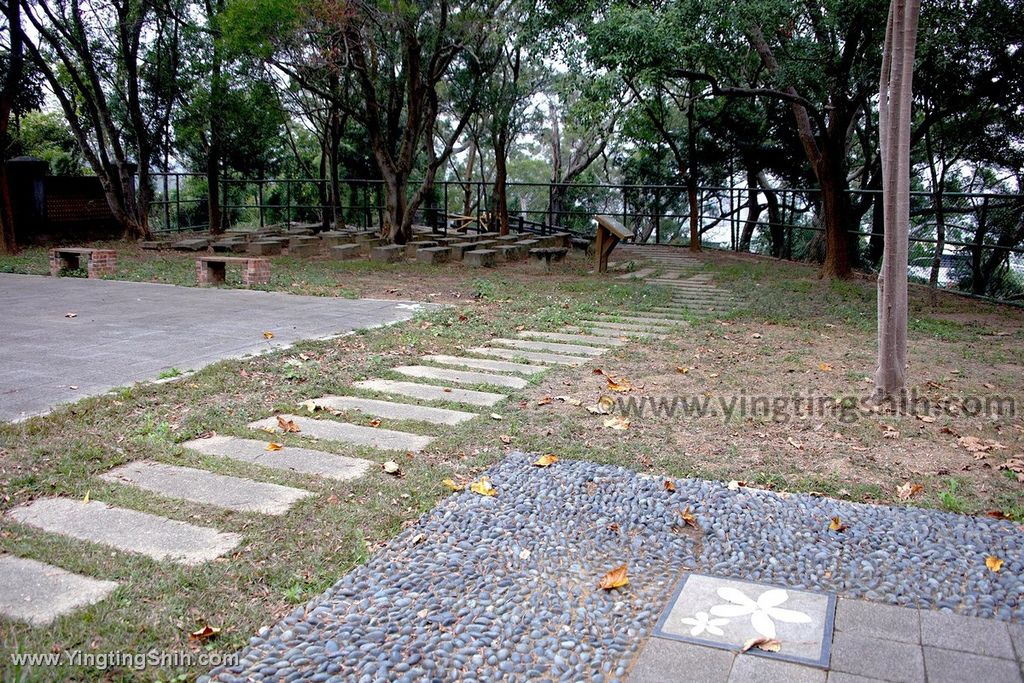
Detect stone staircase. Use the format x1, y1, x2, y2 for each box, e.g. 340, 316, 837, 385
615, 245, 746, 317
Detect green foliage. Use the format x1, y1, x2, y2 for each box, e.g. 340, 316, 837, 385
8, 112, 85, 175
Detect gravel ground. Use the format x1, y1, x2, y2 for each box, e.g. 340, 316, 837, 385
206, 453, 1024, 683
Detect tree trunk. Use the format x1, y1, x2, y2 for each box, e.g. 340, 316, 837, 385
493, 131, 510, 235
875, 0, 921, 400
463, 139, 477, 218
686, 99, 701, 252
329, 108, 343, 229
0, 0, 23, 254
206, 0, 224, 236
759, 172, 783, 257
381, 169, 410, 244
819, 170, 852, 278
925, 131, 946, 305
738, 166, 762, 252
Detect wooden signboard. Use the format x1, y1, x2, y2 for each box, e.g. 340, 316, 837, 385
594, 215, 632, 273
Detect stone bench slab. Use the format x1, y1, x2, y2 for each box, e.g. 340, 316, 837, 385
6, 498, 240, 565
466, 347, 591, 366
421, 354, 547, 376
182, 435, 370, 481
249, 415, 433, 452
100, 461, 312, 515
0, 555, 119, 626
518, 330, 626, 347
310, 395, 477, 426
393, 365, 528, 390
353, 379, 506, 407
489, 338, 607, 357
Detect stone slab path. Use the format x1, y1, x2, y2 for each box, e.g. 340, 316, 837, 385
6, 498, 240, 565
0, 274, 433, 422
353, 379, 507, 407
519, 330, 627, 347
420, 354, 547, 375
100, 461, 312, 515
205, 453, 1024, 682
490, 338, 608, 356
392, 365, 530, 390
310, 395, 478, 426
466, 346, 592, 366
249, 415, 434, 452
0, 555, 119, 626
182, 435, 372, 480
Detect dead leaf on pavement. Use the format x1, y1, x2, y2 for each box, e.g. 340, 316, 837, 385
276, 416, 300, 433
829, 516, 848, 532
469, 477, 497, 496
554, 396, 582, 406
368, 418, 382, 428
663, 480, 676, 492
262, 331, 274, 339
382, 461, 401, 476
189, 625, 221, 642
896, 482, 924, 500
603, 416, 630, 430
265, 442, 284, 451
986, 555, 1004, 572
598, 563, 629, 590
533, 454, 558, 467
741, 636, 781, 653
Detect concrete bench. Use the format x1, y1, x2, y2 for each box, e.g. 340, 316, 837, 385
248, 239, 285, 256
465, 249, 496, 268
211, 239, 248, 254
332, 244, 362, 260
196, 256, 270, 286
527, 247, 569, 273
319, 231, 351, 247
495, 244, 527, 261
287, 235, 320, 257
48, 248, 117, 278
448, 243, 478, 261
405, 240, 438, 258
417, 246, 450, 264
370, 244, 405, 263
172, 237, 211, 251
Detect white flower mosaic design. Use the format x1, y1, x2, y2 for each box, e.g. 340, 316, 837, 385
708, 587, 812, 638
679, 610, 729, 637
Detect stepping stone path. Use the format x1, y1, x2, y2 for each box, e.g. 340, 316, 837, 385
353, 379, 507, 407
0, 555, 119, 626
613, 245, 747, 316
518, 330, 627, 347
182, 435, 371, 480
249, 414, 434, 452
392, 365, 530, 390
490, 338, 608, 356
421, 354, 546, 375
100, 461, 312, 515
6, 498, 240, 565
310, 395, 477, 425
466, 346, 591, 366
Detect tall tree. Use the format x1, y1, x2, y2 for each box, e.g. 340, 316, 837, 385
0, 0, 23, 253
875, 0, 922, 399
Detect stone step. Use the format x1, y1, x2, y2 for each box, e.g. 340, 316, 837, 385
616, 267, 657, 279
562, 325, 665, 339
182, 435, 370, 481
421, 354, 547, 376
6, 499, 240, 565
392, 365, 529, 390
249, 415, 433, 452
466, 347, 591, 366
310, 395, 477, 426
100, 461, 312, 516
595, 315, 689, 326
518, 331, 626, 347
634, 310, 691, 320
0, 555, 119, 626
489, 338, 607, 356
353, 379, 506, 407
579, 320, 676, 333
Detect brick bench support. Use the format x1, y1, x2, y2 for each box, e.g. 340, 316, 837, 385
196, 256, 271, 287
49, 248, 117, 278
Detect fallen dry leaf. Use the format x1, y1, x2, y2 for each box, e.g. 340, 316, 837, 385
382, 461, 401, 475
490, 413, 503, 420
998, 458, 1024, 481
265, 442, 284, 451
818, 363, 834, 372
603, 416, 631, 430
368, 418, 382, 428
537, 396, 553, 406
499, 434, 512, 445
469, 478, 497, 496
727, 480, 745, 491
986, 555, 1004, 572
554, 396, 582, 406
442, 479, 464, 492
82, 491, 90, 504
675, 366, 690, 374
262, 331, 274, 339
663, 480, 676, 492
592, 368, 605, 375
959, 436, 1007, 456
586, 395, 615, 415
299, 399, 317, 413
533, 454, 558, 467
896, 482, 924, 500
606, 376, 633, 393
276, 416, 300, 433
598, 563, 629, 590
741, 636, 781, 653
829, 516, 848, 532
189, 625, 221, 642
679, 506, 697, 527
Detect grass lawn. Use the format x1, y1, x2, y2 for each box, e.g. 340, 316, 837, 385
0, 242, 1021, 680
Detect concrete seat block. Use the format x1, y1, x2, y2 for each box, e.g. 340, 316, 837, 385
370, 245, 405, 263
465, 249, 497, 267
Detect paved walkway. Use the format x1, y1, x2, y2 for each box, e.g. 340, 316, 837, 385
0, 274, 427, 421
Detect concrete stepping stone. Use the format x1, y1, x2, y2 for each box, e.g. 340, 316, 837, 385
562, 325, 665, 339
518, 330, 625, 347
0, 555, 119, 626
466, 347, 591, 366
595, 315, 688, 326
616, 267, 657, 279
634, 311, 690, 320
421, 354, 547, 376
6, 498, 240, 565
310, 395, 477, 426
489, 338, 607, 356
100, 461, 312, 516
392, 365, 529, 390
580, 320, 675, 333
353, 379, 506, 407
182, 435, 370, 481
249, 415, 433, 452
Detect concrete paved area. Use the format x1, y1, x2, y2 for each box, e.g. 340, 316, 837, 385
0, 274, 428, 421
